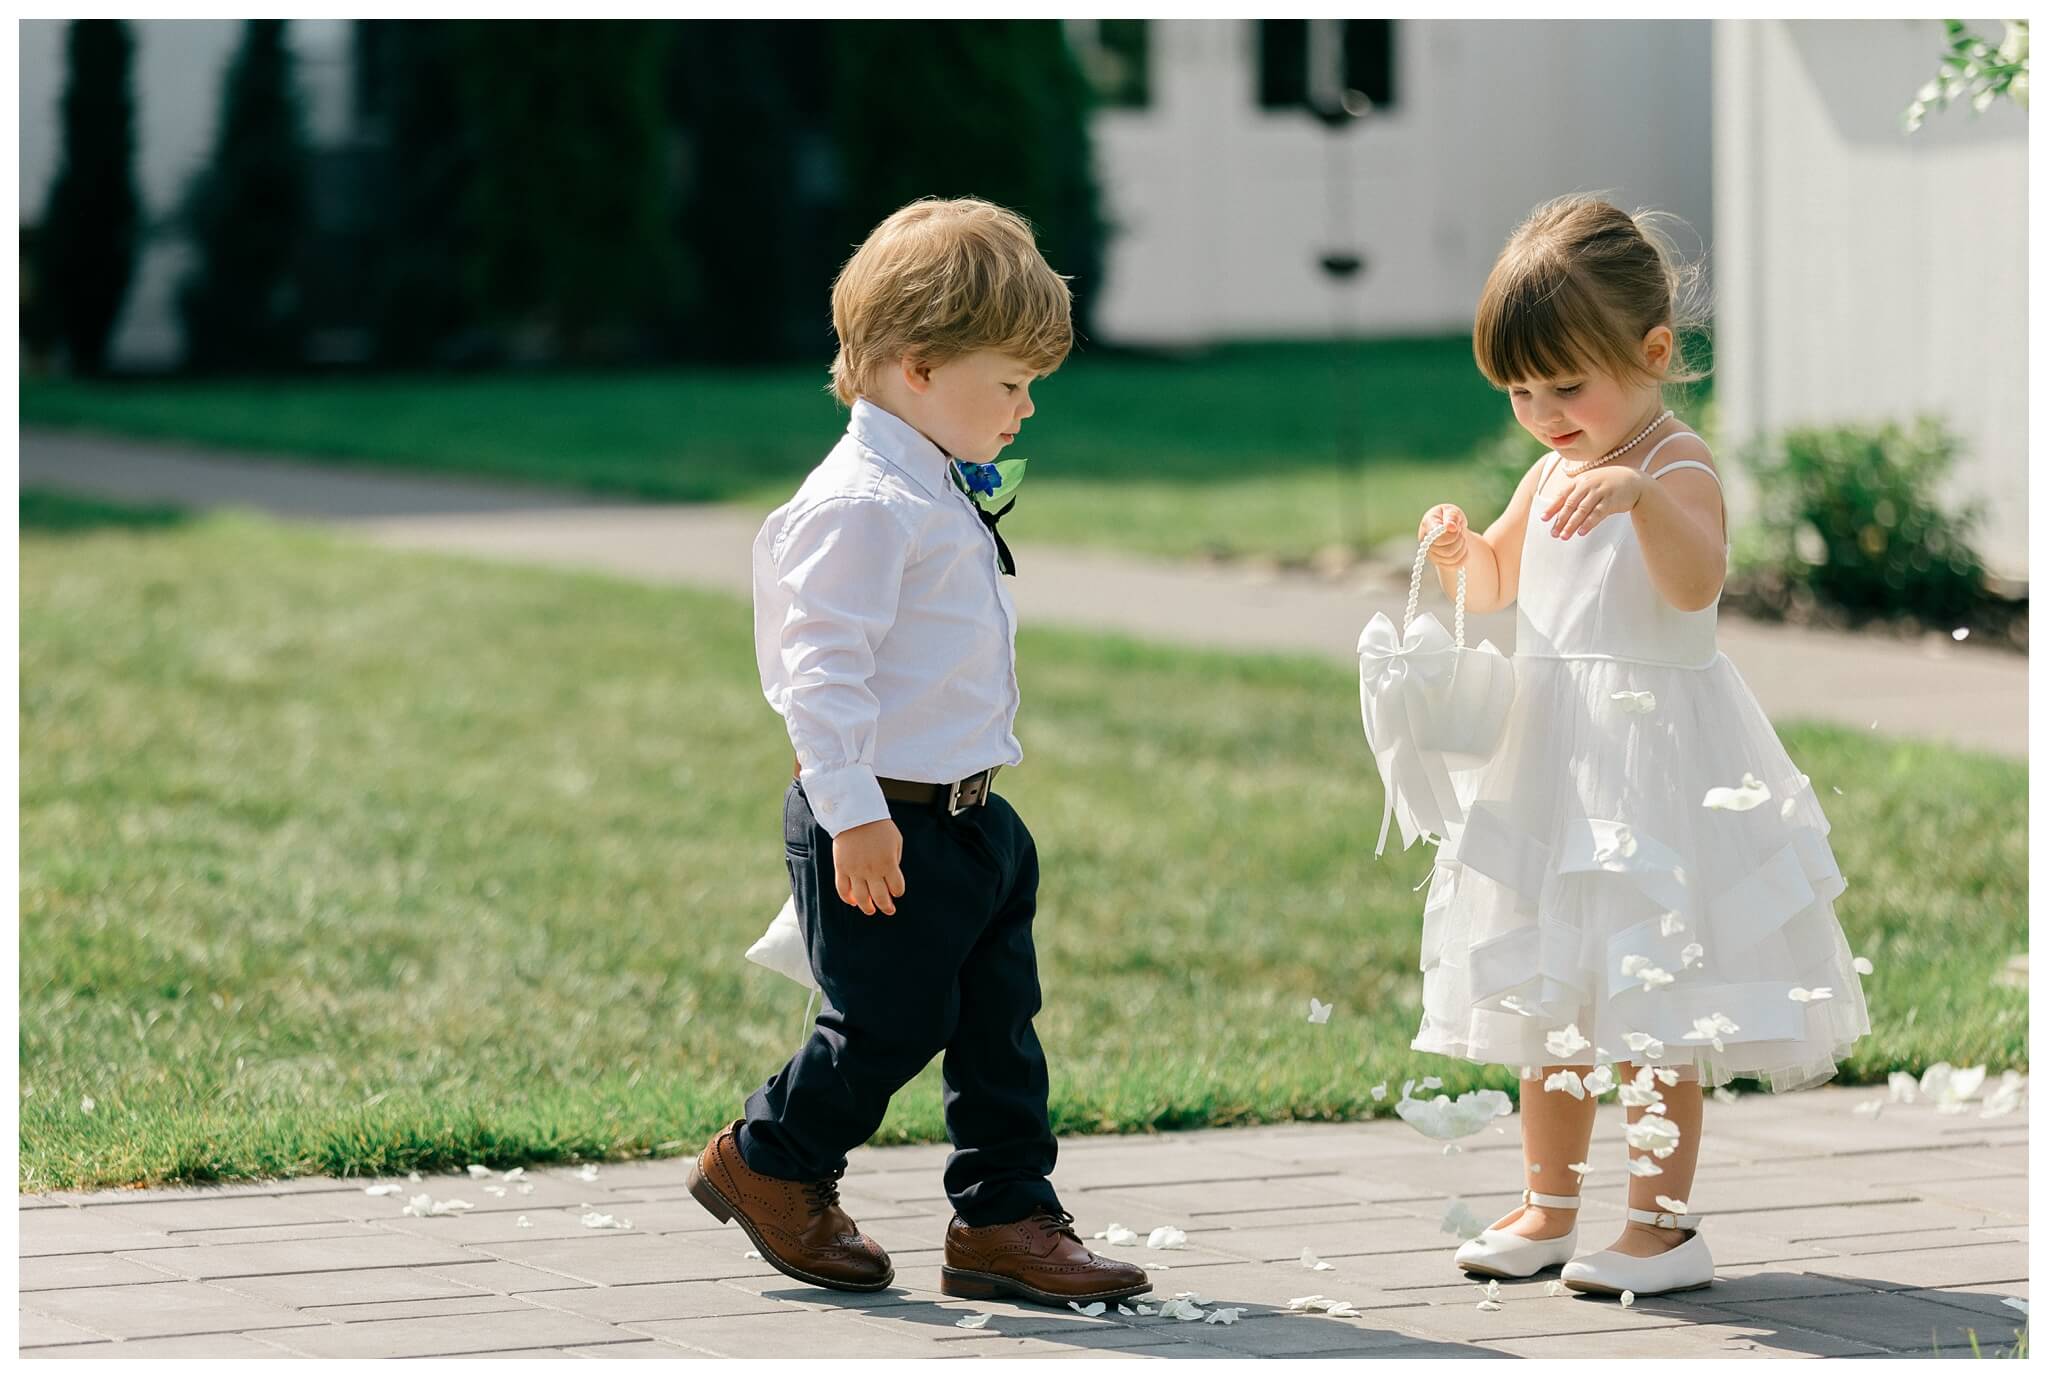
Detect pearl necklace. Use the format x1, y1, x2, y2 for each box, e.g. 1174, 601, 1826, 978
1563, 408, 1673, 477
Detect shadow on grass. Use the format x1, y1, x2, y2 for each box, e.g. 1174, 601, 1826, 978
21, 487, 193, 534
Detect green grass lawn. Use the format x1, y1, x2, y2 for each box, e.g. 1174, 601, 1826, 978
21, 340, 1521, 561
20, 492, 2024, 1192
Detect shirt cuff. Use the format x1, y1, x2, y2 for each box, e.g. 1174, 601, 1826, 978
798, 762, 890, 837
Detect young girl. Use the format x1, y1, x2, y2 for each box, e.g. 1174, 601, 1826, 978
1409, 196, 1870, 1298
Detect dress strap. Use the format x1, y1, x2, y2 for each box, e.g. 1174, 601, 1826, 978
1646, 458, 1722, 489
1539, 451, 1564, 487
1636, 431, 1707, 472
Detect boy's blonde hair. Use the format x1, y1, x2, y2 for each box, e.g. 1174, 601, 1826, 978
1473, 194, 1707, 392
828, 197, 1073, 406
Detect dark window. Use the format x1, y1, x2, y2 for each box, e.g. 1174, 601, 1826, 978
1258, 19, 1396, 114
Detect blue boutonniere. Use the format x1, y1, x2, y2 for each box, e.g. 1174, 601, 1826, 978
951, 457, 1029, 514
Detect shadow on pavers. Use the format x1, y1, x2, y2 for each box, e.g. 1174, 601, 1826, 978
756, 1283, 1510, 1358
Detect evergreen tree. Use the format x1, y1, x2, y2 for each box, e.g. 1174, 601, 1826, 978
177, 19, 312, 371
33, 20, 141, 376
454, 21, 681, 358
352, 20, 481, 365
668, 20, 835, 363
826, 21, 1107, 343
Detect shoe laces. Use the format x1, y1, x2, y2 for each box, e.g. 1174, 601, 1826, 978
801, 1169, 844, 1214
1031, 1206, 1081, 1244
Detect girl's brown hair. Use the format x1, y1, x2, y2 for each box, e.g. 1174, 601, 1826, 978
1473, 194, 1707, 392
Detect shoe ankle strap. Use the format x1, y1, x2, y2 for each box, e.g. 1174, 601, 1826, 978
1627, 1205, 1700, 1230
1523, 1188, 1580, 1209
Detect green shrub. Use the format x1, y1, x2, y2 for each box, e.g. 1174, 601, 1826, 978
1738, 417, 1988, 626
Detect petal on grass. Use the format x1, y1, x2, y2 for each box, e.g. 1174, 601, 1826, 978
1852, 956, 1874, 975
1308, 998, 1333, 1025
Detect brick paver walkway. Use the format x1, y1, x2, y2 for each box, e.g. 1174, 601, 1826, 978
20, 1087, 2027, 1359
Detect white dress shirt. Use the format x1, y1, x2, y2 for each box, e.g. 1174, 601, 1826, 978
753, 398, 1023, 836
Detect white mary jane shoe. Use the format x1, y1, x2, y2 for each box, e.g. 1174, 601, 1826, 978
1453, 1188, 1580, 1279
1560, 1205, 1715, 1296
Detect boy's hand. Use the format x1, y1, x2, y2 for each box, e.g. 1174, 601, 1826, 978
833, 817, 906, 916
1420, 504, 1468, 568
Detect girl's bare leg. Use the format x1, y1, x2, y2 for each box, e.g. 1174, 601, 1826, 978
1601, 1061, 1705, 1257
1490, 1066, 1600, 1239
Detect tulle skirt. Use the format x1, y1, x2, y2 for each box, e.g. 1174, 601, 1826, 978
1409, 652, 1872, 1093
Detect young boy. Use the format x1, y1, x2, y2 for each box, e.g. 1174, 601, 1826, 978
687, 197, 1149, 1308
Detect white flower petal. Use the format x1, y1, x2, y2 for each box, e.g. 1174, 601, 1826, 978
1680, 942, 1705, 969
1545, 1024, 1591, 1059
956, 1312, 993, 1329
1789, 986, 1833, 1003
1625, 1113, 1683, 1157
1852, 956, 1874, 975
1653, 1067, 1683, 1087
516, 1215, 532, 1228
365, 1184, 403, 1197
1544, 1070, 1587, 1101
1712, 1087, 1740, 1105
1325, 1302, 1363, 1318
1441, 1199, 1485, 1240
502, 1167, 526, 1182
1204, 1307, 1244, 1325
1620, 1289, 1635, 1308
1702, 773, 1772, 812
1853, 1099, 1885, 1117
1582, 1065, 1617, 1098
1370, 1082, 1387, 1100
573, 1164, 600, 1182
1545, 1281, 1569, 1296
1069, 1300, 1108, 1317
80, 1096, 94, 1114
1147, 1225, 1187, 1250
1396, 1087, 1514, 1140
1287, 1294, 1331, 1312
1420, 1075, 1444, 1090
1654, 1195, 1689, 1214
1658, 914, 1687, 937
1135, 1303, 1157, 1316
1308, 998, 1333, 1025
1626, 1156, 1664, 1177
1117, 1304, 1135, 1316
1301, 1247, 1336, 1271
466, 1164, 492, 1179
1568, 1161, 1595, 1180
579, 1211, 628, 1230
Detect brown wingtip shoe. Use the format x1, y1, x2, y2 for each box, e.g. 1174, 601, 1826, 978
941, 1207, 1151, 1307
686, 1119, 894, 1293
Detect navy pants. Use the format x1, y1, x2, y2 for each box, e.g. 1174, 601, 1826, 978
738, 780, 1063, 1228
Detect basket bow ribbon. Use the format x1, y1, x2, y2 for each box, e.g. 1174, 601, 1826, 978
1357, 609, 1464, 857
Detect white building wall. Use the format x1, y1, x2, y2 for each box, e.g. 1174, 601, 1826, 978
1713, 19, 2027, 578
1090, 19, 1713, 343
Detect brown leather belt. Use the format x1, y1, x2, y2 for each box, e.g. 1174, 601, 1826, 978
792, 758, 1001, 816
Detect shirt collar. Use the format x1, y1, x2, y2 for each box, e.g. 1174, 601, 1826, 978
848, 398, 957, 501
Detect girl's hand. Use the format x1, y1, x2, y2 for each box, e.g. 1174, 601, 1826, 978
1540, 466, 1646, 541
1419, 504, 1468, 568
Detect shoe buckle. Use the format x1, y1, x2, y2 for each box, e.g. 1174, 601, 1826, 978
1653, 1210, 1678, 1229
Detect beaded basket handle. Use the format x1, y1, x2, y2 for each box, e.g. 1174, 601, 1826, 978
1409, 521, 1468, 648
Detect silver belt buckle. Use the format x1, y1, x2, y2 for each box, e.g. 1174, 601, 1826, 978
945, 766, 999, 816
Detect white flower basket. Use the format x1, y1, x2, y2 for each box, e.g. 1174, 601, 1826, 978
1357, 522, 1517, 855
